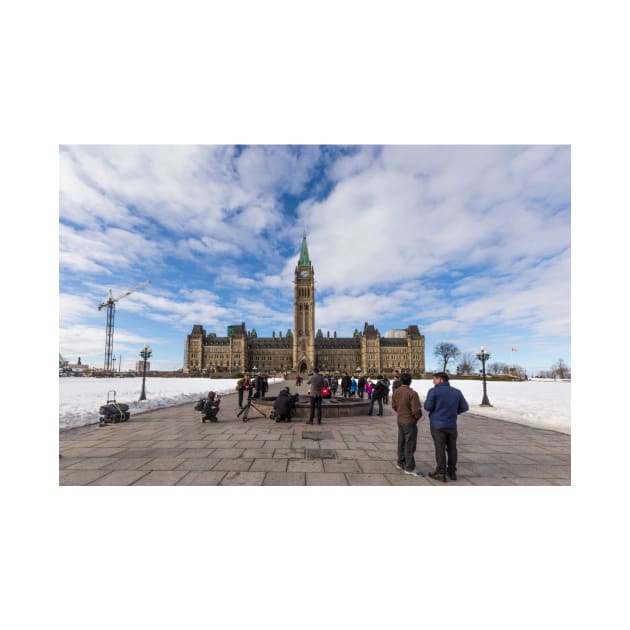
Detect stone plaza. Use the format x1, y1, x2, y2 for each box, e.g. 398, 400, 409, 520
59, 378, 570, 486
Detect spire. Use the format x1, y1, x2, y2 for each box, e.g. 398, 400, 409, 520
298, 235, 311, 266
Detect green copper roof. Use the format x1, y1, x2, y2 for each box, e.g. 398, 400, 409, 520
298, 235, 311, 266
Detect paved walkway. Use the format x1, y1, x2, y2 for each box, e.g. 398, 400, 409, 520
59, 378, 570, 486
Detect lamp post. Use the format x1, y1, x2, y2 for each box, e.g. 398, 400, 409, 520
476, 346, 492, 406
139, 343, 152, 401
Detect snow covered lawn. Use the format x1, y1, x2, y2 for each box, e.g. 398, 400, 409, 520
413, 379, 570, 434
59, 377, 281, 430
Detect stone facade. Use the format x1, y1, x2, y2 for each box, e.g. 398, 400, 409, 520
183, 237, 425, 375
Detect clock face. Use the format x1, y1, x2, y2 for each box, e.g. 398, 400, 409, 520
300, 270, 310, 279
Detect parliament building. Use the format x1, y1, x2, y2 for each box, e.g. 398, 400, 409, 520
183, 237, 425, 376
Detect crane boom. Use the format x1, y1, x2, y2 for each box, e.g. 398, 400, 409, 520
98, 280, 151, 310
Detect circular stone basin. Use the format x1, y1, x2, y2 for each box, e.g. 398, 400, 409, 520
255, 395, 370, 418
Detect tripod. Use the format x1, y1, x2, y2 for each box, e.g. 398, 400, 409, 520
236, 398, 268, 422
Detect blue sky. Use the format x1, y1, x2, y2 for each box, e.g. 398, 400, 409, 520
59, 145, 570, 375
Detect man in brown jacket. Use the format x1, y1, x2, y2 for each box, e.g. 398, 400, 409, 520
391, 373, 423, 475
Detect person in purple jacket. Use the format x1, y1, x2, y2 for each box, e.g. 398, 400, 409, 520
424, 372, 469, 482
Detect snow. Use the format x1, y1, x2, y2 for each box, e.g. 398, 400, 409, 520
411, 379, 570, 434
59, 377, 282, 431
59, 376, 570, 434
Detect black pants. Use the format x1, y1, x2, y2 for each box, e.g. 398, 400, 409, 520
309, 396, 322, 423
430, 427, 458, 474
369, 397, 383, 416
238, 389, 244, 408
397, 423, 418, 472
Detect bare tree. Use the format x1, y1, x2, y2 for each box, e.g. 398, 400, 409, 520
457, 352, 478, 375
434, 342, 461, 373
551, 358, 570, 379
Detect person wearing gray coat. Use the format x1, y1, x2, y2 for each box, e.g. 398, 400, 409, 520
306, 367, 325, 424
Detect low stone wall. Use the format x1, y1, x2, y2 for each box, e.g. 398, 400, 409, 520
255, 395, 370, 418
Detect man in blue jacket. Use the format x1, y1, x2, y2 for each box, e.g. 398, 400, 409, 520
424, 372, 469, 482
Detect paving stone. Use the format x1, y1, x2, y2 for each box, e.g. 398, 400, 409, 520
234, 440, 265, 448
88, 470, 152, 486
180, 448, 216, 458
345, 473, 391, 486
132, 470, 189, 485
306, 473, 348, 486
385, 473, 432, 486
60, 469, 111, 486
288, 459, 324, 472
357, 460, 400, 474
176, 471, 227, 486
212, 458, 254, 472
208, 448, 245, 459
65, 457, 122, 470
175, 458, 222, 471
206, 440, 238, 448
140, 457, 188, 470
262, 472, 306, 486
220, 471, 265, 486
242, 448, 275, 459
263, 440, 296, 448
249, 458, 288, 472
323, 459, 362, 473
104, 457, 157, 470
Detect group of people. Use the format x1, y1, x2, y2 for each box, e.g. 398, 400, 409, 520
199, 368, 470, 483
235, 373, 269, 408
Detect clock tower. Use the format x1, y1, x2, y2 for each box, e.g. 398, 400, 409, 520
293, 235, 315, 373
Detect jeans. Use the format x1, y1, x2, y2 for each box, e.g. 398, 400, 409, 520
368, 397, 383, 415
430, 427, 458, 474
238, 389, 244, 408
397, 423, 418, 471
309, 396, 322, 423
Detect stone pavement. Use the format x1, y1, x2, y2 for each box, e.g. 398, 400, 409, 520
59, 378, 570, 486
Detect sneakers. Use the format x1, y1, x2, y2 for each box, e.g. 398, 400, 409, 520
448, 471, 457, 481
395, 464, 404, 470
428, 471, 447, 482
403, 468, 417, 476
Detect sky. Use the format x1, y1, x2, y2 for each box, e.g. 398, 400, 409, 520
59, 144, 570, 375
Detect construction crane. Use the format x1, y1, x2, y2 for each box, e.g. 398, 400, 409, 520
98, 280, 151, 373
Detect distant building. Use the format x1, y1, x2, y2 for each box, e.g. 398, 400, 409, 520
183, 236, 425, 375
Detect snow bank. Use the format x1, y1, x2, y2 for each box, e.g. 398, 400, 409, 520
59, 377, 283, 431
412, 379, 570, 434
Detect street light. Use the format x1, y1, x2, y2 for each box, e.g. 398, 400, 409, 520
139, 343, 152, 401
476, 346, 492, 406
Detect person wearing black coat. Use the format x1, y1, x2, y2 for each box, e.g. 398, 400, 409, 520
273, 387, 298, 422
202, 391, 221, 423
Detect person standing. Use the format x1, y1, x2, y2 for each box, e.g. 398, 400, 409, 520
349, 377, 357, 397
330, 376, 339, 396
392, 373, 402, 394
236, 374, 246, 409
391, 374, 423, 475
341, 373, 351, 398
357, 375, 366, 398
295, 374, 302, 387
306, 367, 325, 424
382, 375, 391, 404
368, 375, 388, 416
365, 379, 374, 399
424, 372, 469, 482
